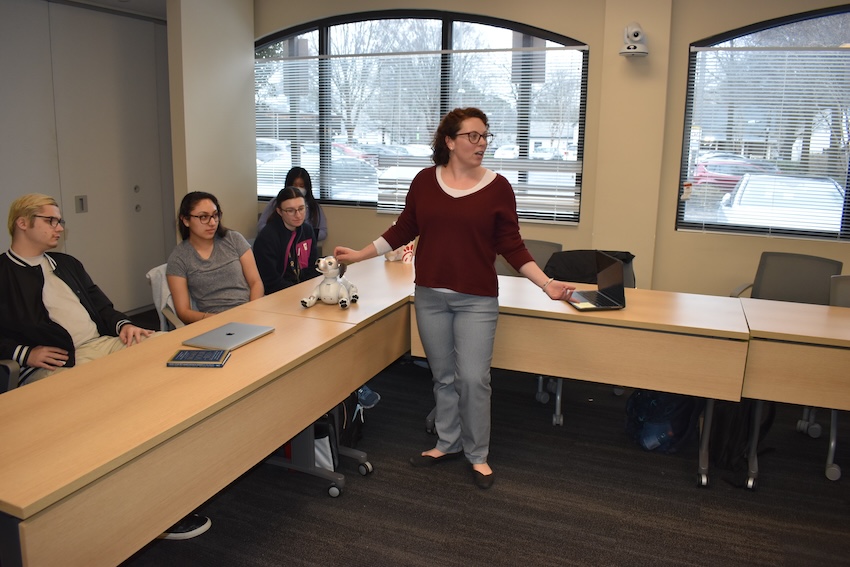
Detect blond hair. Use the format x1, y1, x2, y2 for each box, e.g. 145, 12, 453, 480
8, 194, 59, 237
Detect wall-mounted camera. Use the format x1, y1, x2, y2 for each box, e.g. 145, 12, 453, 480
620, 22, 648, 57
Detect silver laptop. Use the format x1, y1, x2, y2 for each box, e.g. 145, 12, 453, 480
567, 251, 627, 311
182, 322, 275, 350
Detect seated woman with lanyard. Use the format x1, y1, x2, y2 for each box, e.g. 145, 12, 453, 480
253, 186, 320, 293
253, 186, 381, 409
257, 167, 327, 253
167, 191, 264, 323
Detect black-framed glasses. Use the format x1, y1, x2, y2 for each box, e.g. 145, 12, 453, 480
188, 212, 221, 224
280, 205, 306, 216
454, 131, 494, 144
34, 215, 65, 228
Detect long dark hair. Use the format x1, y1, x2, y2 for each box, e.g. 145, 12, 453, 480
177, 191, 228, 241
431, 107, 489, 166
284, 167, 320, 228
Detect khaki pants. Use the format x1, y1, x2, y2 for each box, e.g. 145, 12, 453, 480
26, 334, 145, 383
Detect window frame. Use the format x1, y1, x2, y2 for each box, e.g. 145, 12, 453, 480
255, 11, 588, 224
676, 6, 850, 241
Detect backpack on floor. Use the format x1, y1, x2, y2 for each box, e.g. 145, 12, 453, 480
709, 399, 776, 473
625, 390, 703, 454
336, 391, 365, 448
313, 392, 365, 470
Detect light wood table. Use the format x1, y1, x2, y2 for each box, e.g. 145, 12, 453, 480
741, 297, 850, 410
411, 276, 751, 484
738, 298, 850, 487
242, 258, 415, 325
0, 258, 412, 567
413, 277, 750, 400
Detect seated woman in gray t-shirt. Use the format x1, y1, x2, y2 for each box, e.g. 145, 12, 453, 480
166, 191, 264, 324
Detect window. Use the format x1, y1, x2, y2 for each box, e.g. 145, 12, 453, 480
677, 9, 850, 240
255, 13, 588, 223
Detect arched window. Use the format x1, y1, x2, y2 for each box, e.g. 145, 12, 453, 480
677, 7, 850, 240
255, 12, 588, 223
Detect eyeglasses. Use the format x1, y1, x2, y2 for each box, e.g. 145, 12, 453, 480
281, 206, 306, 216
454, 131, 494, 144
34, 215, 65, 228
188, 212, 220, 224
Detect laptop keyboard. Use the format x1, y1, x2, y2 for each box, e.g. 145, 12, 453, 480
579, 290, 619, 307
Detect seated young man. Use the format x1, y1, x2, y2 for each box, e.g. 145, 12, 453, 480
0, 193, 211, 540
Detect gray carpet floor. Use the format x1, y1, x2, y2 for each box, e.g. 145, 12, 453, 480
122, 356, 850, 567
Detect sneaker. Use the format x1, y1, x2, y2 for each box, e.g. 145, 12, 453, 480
356, 385, 381, 409
157, 513, 211, 540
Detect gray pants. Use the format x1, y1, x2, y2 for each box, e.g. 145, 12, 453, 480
414, 286, 498, 464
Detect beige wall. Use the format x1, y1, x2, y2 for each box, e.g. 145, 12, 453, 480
168, 0, 256, 239
246, 0, 849, 295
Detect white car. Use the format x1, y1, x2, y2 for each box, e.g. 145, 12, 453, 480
494, 144, 519, 159
530, 147, 561, 160
719, 174, 845, 233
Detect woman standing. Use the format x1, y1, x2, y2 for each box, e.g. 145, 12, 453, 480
334, 108, 574, 489
167, 191, 264, 324
253, 186, 320, 293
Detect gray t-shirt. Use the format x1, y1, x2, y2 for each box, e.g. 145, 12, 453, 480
166, 230, 252, 314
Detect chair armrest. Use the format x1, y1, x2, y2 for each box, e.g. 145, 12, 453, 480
1, 359, 21, 393
163, 305, 185, 329
731, 282, 753, 298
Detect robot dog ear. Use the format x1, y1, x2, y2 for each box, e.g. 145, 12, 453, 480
337, 261, 346, 277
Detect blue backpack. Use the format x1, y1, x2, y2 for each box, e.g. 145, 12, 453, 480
625, 390, 704, 454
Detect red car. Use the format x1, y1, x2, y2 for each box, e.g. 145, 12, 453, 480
692, 158, 779, 190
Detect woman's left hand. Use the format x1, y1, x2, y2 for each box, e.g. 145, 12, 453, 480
544, 280, 575, 302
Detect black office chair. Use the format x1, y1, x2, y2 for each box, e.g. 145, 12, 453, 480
539, 250, 636, 425
1, 360, 21, 393
731, 251, 842, 305
495, 239, 563, 277
731, 252, 843, 486
815, 274, 850, 481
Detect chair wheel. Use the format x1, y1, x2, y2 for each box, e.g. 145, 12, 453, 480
826, 463, 841, 481
535, 391, 550, 404
328, 485, 341, 497
807, 423, 822, 439
359, 461, 374, 476
697, 473, 709, 487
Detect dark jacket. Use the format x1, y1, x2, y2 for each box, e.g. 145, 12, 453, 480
253, 214, 320, 294
0, 250, 131, 380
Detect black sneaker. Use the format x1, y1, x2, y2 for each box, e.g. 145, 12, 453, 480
157, 513, 211, 540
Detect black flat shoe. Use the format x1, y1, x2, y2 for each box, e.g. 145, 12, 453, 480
473, 469, 495, 489
409, 451, 463, 467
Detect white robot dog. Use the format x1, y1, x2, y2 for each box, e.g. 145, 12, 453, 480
301, 256, 359, 309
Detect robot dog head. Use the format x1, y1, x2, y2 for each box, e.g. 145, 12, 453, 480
315, 256, 347, 278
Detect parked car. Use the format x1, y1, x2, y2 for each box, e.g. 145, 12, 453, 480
257, 154, 377, 199
718, 173, 845, 232
530, 147, 561, 160
561, 144, 578, 161
356, 144, 411, 156
692, 157, 780, 190
494, 144, 519, 159
403, 144, 433, 156
256, 137, 290, 164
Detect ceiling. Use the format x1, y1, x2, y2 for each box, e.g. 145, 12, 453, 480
71, 0, 167, 21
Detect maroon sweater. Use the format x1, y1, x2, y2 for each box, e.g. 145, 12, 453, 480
382, 166, 533, 297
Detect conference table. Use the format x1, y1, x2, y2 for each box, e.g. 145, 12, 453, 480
2, 256, 833, 566
0, 258, 415, 567
412, 276, 751, 485
737, 297, 850, 487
